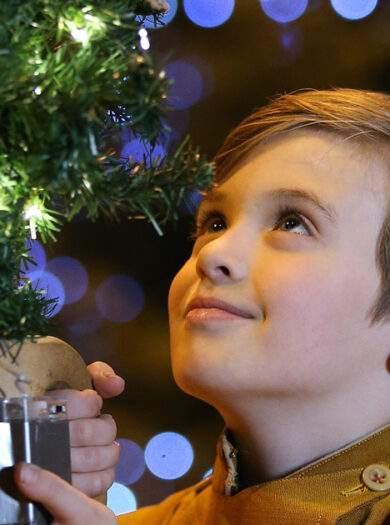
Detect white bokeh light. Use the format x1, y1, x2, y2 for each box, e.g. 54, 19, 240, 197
107, 483, 137, 516
138, 28, 150, 50
145, 432, 194, 480
71, 28, 88, 43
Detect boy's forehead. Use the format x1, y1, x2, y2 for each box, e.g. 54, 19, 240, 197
199, 131, 388, 219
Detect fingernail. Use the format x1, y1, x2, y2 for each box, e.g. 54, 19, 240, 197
102, 372, 117, 379
115, 441, 121, 450
19, 463, 40, 484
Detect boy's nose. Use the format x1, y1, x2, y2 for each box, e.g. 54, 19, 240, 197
195, 238, 247, 284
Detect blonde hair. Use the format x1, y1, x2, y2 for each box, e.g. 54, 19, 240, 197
213, 88, 390, 325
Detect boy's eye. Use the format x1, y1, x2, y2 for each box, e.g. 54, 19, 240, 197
208, 218, 226, 232
274, 208, 311, 236
194, 213, 226, 238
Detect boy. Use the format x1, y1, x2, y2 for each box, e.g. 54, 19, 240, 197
13, 88, 390, 524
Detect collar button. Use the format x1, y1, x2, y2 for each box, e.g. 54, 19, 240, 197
362, 464, 390, 491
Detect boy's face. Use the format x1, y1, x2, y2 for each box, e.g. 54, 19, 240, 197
168, 131, 390, 409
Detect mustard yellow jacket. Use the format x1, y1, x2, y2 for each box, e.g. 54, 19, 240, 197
118, 425, 390, 524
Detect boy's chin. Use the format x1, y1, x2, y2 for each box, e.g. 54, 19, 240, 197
172, 361, 231, 402
172, 359, 257, 409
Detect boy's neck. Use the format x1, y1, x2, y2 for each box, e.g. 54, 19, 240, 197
221, 383, 390, 488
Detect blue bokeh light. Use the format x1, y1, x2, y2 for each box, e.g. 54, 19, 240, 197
330, 0, 377, 20
179, 190, 204, 215
165, 61, 203, 110
141, 0, 178, 28
96, 275, 144, 323
190, 56, 215, 102
202, 468, 213, 479
120, 138, 166, 168
163, 109, 190, 136
22, 240, 46, 276
107, 483, 137, 516
145, 432, 194, 480
46, 256, 88, 305
183, 0, 235, 28
66, 329, 116, 364
159, 109, 190, 149
60, 289, 103, 334
281, 28, 296, 49
115, 439, 146, 485
260, 0, 308, 23
278, 26, 303, 66
27, 270, 65, 317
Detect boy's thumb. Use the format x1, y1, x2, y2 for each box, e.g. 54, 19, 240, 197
14, 463, 116, 525
88, 361, 125, 399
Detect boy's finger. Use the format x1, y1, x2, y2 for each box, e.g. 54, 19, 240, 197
47, 389, 103, 420
69, 414, 117, 447
72, 468, 115, 497
71, 442, 120, 473
87, 361, 125, 399
14, 463, 115, 524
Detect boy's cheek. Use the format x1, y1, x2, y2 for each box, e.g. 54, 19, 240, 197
261, 261, 376, 358
168, 259, 197, 319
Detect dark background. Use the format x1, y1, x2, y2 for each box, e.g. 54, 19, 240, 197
46, 0, 390, 509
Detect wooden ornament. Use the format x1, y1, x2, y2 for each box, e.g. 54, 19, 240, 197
0, 336, 107, 505
0, 336, 92, 396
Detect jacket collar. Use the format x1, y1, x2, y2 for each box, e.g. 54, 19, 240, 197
212, 424, 390, 497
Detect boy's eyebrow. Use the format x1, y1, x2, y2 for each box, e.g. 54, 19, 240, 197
199, 188, 337, 224
263, 188, 337, 224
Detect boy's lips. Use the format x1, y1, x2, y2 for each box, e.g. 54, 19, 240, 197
185, 297, 254, 322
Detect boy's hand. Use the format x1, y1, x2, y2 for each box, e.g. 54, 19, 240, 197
87, 361, 125, 400
15, 463, 117, 525
53, 361, 125, 497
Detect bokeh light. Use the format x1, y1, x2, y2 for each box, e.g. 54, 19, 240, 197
120, 138, 166, 168
145, 432, 194, 480
46, 256, 88, 305
115, 439, 146, 485
278, 26, 303, 66
27, 270, 65, 318
179, 190, 203, 215
141, 0, 178, 27
183, 0, 235, 28
65, 329, 116, 364
202, 468, 213, 479
60, 289, 102, 334
96, 275, 144, 323
107, 483, 137, 516
159, 109, 191, 149
165, 60, 203, 110
190, 56, 215, 102
330, 0, 377, 20
163, 109, 190, 136
22, 240, 46, 275
259, 0, 308, 23
138, 28, 150, 50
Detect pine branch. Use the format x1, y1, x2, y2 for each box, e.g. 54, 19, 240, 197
0, 0, 214, 344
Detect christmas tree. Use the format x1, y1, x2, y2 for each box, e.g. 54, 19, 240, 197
0, 0, 214, 354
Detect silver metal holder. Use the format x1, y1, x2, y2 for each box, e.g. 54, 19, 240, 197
0, 396, 71, 524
